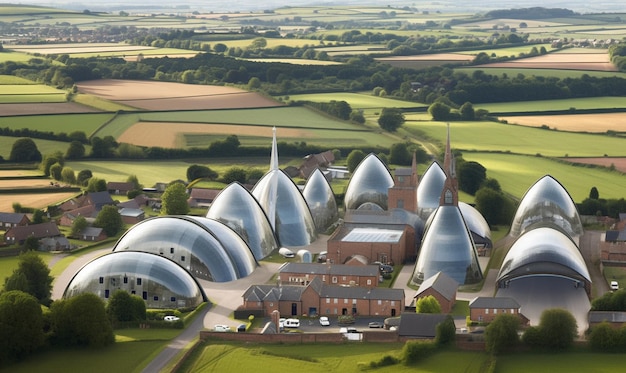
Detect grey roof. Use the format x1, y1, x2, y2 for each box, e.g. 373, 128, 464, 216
0, 212, 28, 224
243, 284, 305, 302
119, 208, 144, 218
344, 153, 394, 210
79, 227, 104, 237
589, 311, 626, 323
319, 285, 404, 301
469, 297, 520, 309
397, 313, 448, 338
87, 191, 115, 206
279, 262, 379, 277
415, 271, 458, 301
606, 231, 620, 242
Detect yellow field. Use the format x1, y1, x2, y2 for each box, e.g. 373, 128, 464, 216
118, 122, 313, 148
500, 113, 626, 132
0, 192, 77, 212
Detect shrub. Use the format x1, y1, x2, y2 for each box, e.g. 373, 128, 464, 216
401, 340, 436, 365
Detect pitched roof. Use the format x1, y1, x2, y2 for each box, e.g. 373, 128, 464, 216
279, 262, 379, 277
117, 199, 140, 209
589, 311, 626, 323
0, 212, 29, 224
189, 188, 220, 200
87, 191, 115, 206
64, 205, 97, 219
415, 271, 458, 301
79, 227, 105, 237
106, 182, 134, 191
6, 222, 61, 240
469, 297, 520, 309
397, 313, 449, 338
119, 208, 145, 218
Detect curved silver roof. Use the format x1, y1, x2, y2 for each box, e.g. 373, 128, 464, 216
416, 162, 446, 220
509, 175, 583, 240
459, 202, 492, 242
206, 182, 278, 260
497, 227, 591, 285
412, 205, 482, 285
252, 169, 317, 247
112, 216, 257, 282
303, 168, 339, 233
344, 153, 394, 210
63, 251, 207, 309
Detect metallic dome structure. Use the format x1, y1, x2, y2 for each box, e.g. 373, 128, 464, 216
416, 162, 446, 220
303, 168, 339, 233
344, 153, 394, 210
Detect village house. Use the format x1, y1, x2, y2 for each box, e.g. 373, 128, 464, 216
413, 271, 458, 313
469, 297, 528, 324
77, 227, 107, 242
397, 313, 449, 339
4, 221, 63, 245
119, 208, 145, 224
278, 262, 380, 288
241, 277, 404, 318
187, 188, 220, 208
106, 181, 135, 195
59, 205, 97, 227
0, 212, 30, 230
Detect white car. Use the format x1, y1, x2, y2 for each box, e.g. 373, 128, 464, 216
214, 324, 231, 332
319, 316, 330, 326
611, 281, 619, 290
164, 315, 180, 322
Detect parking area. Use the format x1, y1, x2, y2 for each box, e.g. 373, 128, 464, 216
272, 316, 392, 333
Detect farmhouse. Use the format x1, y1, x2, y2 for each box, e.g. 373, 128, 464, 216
119, 208, 145, 224
0, 212, 30, 230
77, 227, 107, 241
241, 277, 404, 317
106, 181, 135, 195
469, 297, 527, 324
59, 205, 97, 227
4, 221, 63, 245
413, 271, 458, 313
187, 188, 220, 208
397, 313, 449, 339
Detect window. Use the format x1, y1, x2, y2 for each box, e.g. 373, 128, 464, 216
342, 276, 346, 281
105, 289, 109, 298
322, 275, 326, 281
131, 290, 136, 295
444, 189, 453, 204
99, 277, 104, 284
493, 308, 497, 314
334, 298, 338, 304
511, 309, 515, 314
378, 300, 382, 305
367, 279, 372, 285
344, 298, 348, 304
326, 298, 330, 304
397, 199, 404, 208
170, 297, 176, 302
137, 278, 142, 285
485, 308, 489, 314
170, 247, 174, 254
269, 302, 273, 307
181, 255, 186, 262
123, 276, 128, 284
391, 301, 395, 306
153, 295, 159, 301
398, 176, 405, 183
142, 291, 147, 300
332, 277, 337, 284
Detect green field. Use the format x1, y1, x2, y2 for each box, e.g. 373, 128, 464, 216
285, 93, 428, 110
475, 97, 626, 113
0, 75, 37, 84
0, 83, 68, 103
0, 113, 114, 138
0, 136, 90, 160
403, 120, 626, 157
494, 351, 626, 373
461, 152, 626, 201
457, 67, 626, 80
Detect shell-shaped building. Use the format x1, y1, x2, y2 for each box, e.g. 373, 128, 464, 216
303, 168, 339, 233
206, 182, 278, 260
63, 251, 207, 309
496, 227, 591, 330
416, 162, 446, 220
252, 169, 317, 247
344, 153, 394, 210
509, 175, 583, 242
411, 205, 482, 285
459, 202, 492, 248
112, 216, 257, 282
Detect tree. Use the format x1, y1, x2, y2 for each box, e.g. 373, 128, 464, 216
485, 313, 520, 354
22, 235, 40, 251
0, 291, 45, 363
9, 138, 42, 162
161, 182, 190, 215
588, 321, 620, 351
61, 166, 76, 184
71, 216, 88, 236
524, 308, 578, 351
31, 209, 45, 224
87, 177, 107, 192
126, 174, 143, 191
378, 108, 405, 132
40, 151, 64, 176
90, 136, 115, 158
77, 169, 93, 186
187, 165, 218, 181
415, 295, 442, 313
106, 290, 146, 323
475, 187, 515, 226
346, 149, 366, 173
458, 161, 487, 195
3, 252, 53, 306
428, 102, 451, 121
389, 143, 412, 165
221, 167, 247, 184
248, 77, 261, 90
435, 315, 456, 346
50, 162, 63, 180
94, 205, 123, 237
589, 186, 599, 200
459, 102, 475, 120
51, 293, 114, 348
65, 141, 85, 159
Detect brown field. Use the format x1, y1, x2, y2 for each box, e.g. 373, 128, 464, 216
0, 102, 100, 116
500, 113, 626, 133
0, 192, 77, 212
7, 44, 156, 55
377, 53, 475, 62
0, 179, 55, 189
563, 157, 626, 173
76, 80, 282, 110
479, 52, 617, 71
118, 122, 312, 148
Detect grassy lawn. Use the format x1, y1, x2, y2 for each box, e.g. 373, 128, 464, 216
494, 351, 626, 373
476, 96, 626, 113
285, 92, 428, 110
602, 266, 626, 290
0, 113, 113, 137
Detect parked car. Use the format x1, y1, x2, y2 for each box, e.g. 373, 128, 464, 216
284, 318, 300, 328
611, 280, 619, 290
164, 315, 180, 322
339, 327, 358, 333
279, 247, 295, 258
319, 316, 330, 326
237, 324, 247, 332
368, 321, 383, 328
214, 324, 231, 332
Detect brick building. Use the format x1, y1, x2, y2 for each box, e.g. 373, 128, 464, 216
413, 271, 458, 313
278, 262, 379, 288
469, 297, 527, 324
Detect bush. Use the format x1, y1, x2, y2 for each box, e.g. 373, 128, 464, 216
401, 340, 436, 365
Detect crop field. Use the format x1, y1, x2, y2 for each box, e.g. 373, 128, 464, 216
477, 50, 617, 71
245, 58, 342, 65
404, 120, 626, 157
499, 113, 626, 133
0, 84, 68, 104
461, 152, 626, 201
285, 92, 428, 110
0, 103, 100, 116
458, 67, 626, 79
0, 75, 36, 84
564, 157, 626, 173
0, 113, 113, 136
476, 97, 626, 114
0, 191, 78, 212
456, 44, 554, 58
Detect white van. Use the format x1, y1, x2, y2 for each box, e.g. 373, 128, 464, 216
284, 318, 300, 328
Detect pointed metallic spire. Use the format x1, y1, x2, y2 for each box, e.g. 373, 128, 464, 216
270, 126, 278, 171
443, 123, 453, 177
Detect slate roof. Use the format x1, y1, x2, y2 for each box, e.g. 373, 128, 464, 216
79, 227, 105, 238
589, 311, 626, 323
0, 212, 29, 224
469, 297, 520, 309
86, 191, 115, 208
6, 222, 61, 241
415, 271, 458, 302
397, 313, 449, 338
279, 262, 379, 277
119, 208, 145, 218
106, 182, 134, 192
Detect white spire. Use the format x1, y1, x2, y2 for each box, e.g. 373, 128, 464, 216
270, 126, 278, 171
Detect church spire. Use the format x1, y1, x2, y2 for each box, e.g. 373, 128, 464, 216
440, 123, 458, 206
270, 126, 278, 171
